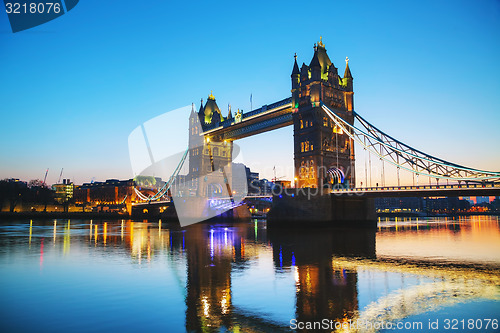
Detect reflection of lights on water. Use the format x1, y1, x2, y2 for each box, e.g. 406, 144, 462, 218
210, 229, 214, 260
254, 220, 258, 240
279, 246, 283, 267
130, 222, 134, 249
103, 222, 107, 246
202, 296, 210, 317
40, 237, 44, 269
29, 220, 32, 248
63, 220, 70, 255
305, 268, 312, 293
294, 265, 300, 290
89, 220, 93, 240
208, 227, 236, 262
94, 224, 98, 244
53, 220, 57, 243
147, 243, 151, 263
164, 229, 170, 253
121, 220, 124, 240
241, 237, 245, 258
220, 289, 230, 315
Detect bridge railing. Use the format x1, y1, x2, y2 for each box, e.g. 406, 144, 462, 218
331, 183, 500, 192
242, 97, 292, 120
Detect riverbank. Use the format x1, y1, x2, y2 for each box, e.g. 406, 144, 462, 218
0, 211, 130, 220
377, 211, 500, 218
1, 210, 498, 221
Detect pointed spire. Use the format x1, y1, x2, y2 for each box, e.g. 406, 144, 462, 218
309, 48, 321, 68
328, 62, 338, 73
344, 57, 353, 79
208, 91, 215, 100
292, 52, 300, 75
300, 63, 309, 76
198, 98, 204, 115
227, 103, 233, 119
318, 36, 325, 48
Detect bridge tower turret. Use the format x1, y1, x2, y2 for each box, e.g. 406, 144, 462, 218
292, 38, 356, 189
291, 53, 300, 110
188, 93, 233, 196
188, 102, 204, 185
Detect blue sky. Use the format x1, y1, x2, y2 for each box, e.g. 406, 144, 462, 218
0, 0, 499, 185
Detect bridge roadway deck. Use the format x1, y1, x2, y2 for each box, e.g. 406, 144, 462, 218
131, 184, 500, 206
202, 98, 292, 141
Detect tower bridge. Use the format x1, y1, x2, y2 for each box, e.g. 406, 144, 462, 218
134, 38, 500, 224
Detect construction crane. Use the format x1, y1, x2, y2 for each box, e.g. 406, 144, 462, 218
43, 168, 49, 185
58, 168, 64, 184
272, 166, 285, 183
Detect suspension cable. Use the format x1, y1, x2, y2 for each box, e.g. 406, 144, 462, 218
321, 102, 500, 182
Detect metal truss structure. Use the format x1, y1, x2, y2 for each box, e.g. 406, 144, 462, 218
134, 149, 189, 202
321, 102, 500, 183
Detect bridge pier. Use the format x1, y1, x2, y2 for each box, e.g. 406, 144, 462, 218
267, 189, 376, 228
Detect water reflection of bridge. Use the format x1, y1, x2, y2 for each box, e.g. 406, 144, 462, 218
45, 219, 499, 332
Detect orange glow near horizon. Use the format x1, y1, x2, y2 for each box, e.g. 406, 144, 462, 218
377, 216, 500, 265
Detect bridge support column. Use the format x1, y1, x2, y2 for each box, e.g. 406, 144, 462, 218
267, 189, 376, 228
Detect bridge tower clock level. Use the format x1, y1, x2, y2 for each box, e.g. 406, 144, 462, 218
292, 38, 356, 189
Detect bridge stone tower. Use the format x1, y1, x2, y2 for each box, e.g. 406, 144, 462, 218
292, 38, 355, 188
188, 92, 233, 196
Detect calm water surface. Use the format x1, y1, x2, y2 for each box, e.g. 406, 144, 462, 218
0, 216, 499, 332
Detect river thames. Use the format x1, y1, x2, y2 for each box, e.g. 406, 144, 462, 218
0, 216, 499, 332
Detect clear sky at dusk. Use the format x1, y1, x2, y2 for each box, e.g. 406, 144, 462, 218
1, 0, 499, 185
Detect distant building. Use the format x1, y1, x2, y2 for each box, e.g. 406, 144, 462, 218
491, 198, 500, 211
52, 179, 74, 203
275, 180, 292, 189
423, 197, 470, 212
375, 196, 470, 213
475, 196, 491, 204
3, 178, 26, 186
74, 179, 135, 205
245, 166, 260, 195
375, 197, 422, 212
